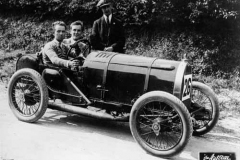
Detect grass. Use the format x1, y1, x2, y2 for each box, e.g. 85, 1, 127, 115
0, 49, 24, 82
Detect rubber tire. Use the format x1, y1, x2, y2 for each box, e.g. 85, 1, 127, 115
192, 81, 219, 136
130, 91, 192, 158
8, 68, 48, 123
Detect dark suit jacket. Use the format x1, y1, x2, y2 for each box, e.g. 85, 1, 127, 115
90, 15, 125, 53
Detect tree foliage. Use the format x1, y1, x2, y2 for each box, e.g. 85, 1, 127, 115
0, 0, 240, 75
1, 0, 239, 26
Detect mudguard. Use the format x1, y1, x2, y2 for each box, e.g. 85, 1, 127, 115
16, 54, 39, 72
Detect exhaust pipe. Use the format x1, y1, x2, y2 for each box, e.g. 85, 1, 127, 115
48, 101, 129, 122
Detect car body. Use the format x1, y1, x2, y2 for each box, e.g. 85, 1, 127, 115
8, 45, 219, 158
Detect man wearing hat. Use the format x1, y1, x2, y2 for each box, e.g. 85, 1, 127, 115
90, 0, 125, 53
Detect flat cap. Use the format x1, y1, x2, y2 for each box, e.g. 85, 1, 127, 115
96, 0, 112, 8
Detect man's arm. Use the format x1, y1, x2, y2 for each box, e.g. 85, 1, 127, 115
110, 20, 125, 53
90, 20, 105, 50
43, 43, 69, 68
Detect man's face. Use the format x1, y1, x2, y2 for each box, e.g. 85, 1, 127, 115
70, 25, 82, 41
54, 24, 66, 42
101, 4, 112, 16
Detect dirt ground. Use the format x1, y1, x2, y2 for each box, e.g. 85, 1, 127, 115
211, 89, 240, 140
1, 80, 240, 145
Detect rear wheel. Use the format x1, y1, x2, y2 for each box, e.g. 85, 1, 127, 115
191, 81, 219, 136
8, 68, 48, 122
130, 91, 192, 158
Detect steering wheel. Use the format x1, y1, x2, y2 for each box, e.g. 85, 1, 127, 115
66, 38, 91, 60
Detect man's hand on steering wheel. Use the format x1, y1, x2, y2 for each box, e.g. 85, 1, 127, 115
68, 59, 80, 68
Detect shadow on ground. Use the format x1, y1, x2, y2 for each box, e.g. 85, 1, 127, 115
38, 109, 133, 142
33, 108, 240, 160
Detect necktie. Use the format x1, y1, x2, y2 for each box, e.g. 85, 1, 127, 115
106, 16, 110, 26
59, 43, 62, 50
106, 16, 110, 46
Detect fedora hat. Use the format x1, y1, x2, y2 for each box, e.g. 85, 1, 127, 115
96, 0, 112, 8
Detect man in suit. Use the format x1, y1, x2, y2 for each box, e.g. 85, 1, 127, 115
63, 20, 89, 57
90, 0, 125, 53
42, 21, 80, 68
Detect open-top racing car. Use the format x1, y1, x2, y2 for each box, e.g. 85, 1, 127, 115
7, 39, 219, 158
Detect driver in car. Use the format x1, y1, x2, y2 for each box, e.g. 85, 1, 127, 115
42, 21, 80, 68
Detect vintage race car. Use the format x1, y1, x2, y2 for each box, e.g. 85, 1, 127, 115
7, 40, 219, 158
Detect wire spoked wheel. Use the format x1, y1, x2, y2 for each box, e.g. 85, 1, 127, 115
136, 101, 183, 150
8, 68, 48, 122
191, 81, 219, 136
130, 91, 192, 158
12, 76, 40, 116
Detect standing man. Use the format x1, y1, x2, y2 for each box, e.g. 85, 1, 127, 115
63, 20, 89, 57
42, 21, 80, 68
90, 0, 125, 53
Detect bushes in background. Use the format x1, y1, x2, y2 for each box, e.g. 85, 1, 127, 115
0, 0, 97, 21
1, 0, 239, 27
0, 0, 240, 76
1, 15, 240, 77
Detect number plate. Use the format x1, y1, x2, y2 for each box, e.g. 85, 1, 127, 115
182, 74, 192, 101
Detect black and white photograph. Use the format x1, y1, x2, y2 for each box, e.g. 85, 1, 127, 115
0, 0, 240, 160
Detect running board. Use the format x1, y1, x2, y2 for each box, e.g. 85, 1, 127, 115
48, 101, 129, 122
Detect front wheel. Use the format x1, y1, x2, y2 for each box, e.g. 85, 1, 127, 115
191, 81, 219, 136
130, 91, 192, 158
8, 68, 48, 122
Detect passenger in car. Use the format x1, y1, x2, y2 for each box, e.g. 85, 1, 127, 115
90, 0, 125, 53
42, 21, 80, 68
63, 20, 89, 57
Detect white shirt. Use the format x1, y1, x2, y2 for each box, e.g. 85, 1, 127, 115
53, 39, 62, 47
70, 37, 76, 44
103, 14, 112, 24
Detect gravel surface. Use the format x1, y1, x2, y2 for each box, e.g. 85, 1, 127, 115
1, 80, 240, 145
0, 82, 7, 100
